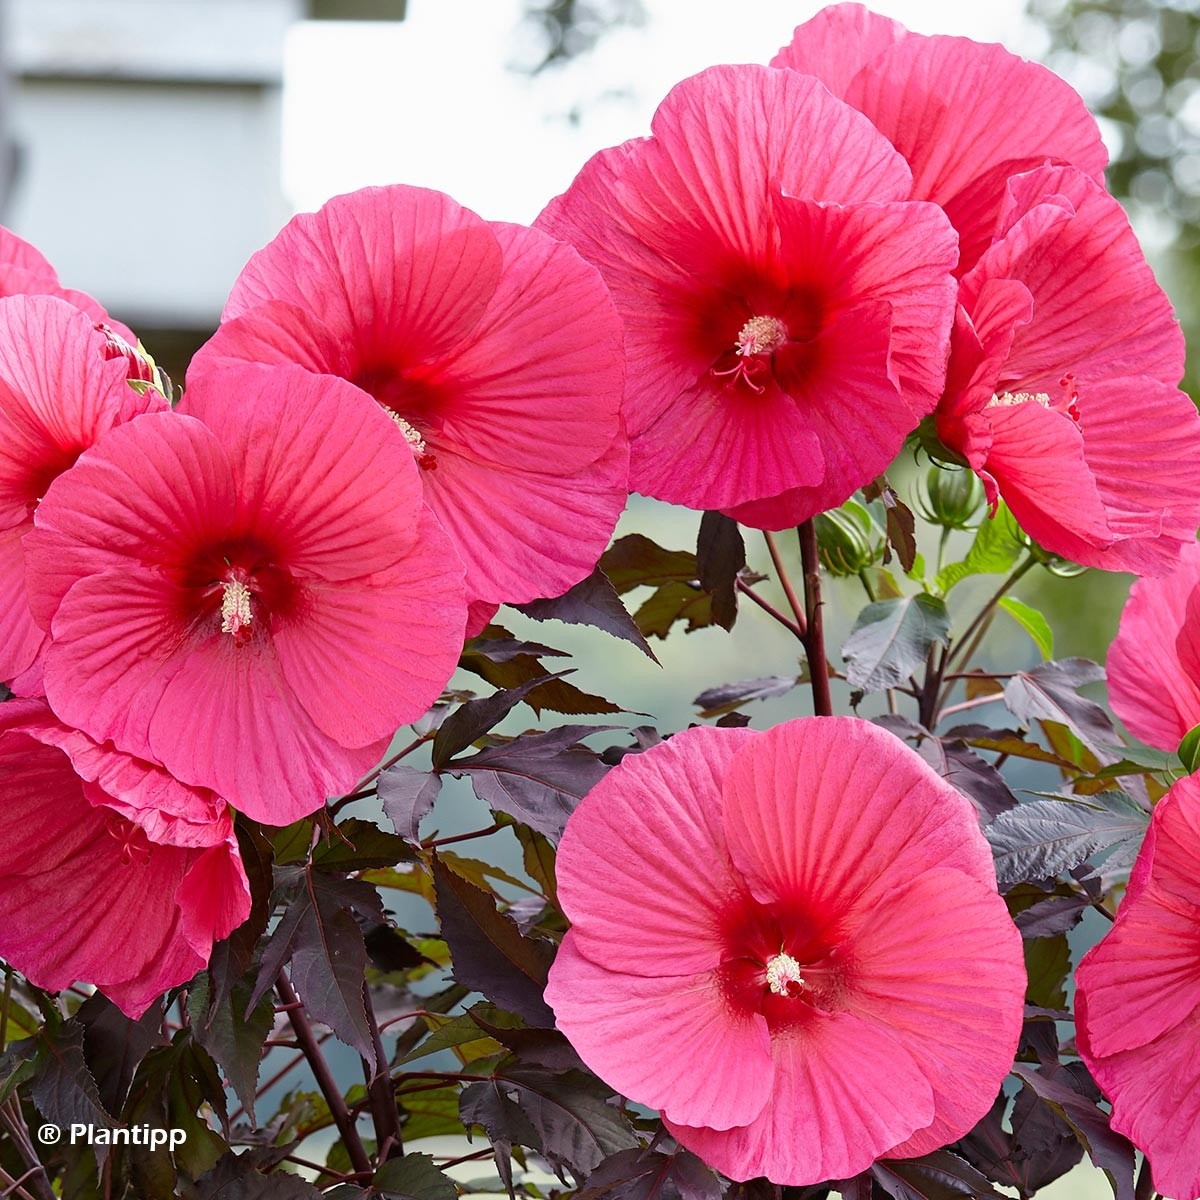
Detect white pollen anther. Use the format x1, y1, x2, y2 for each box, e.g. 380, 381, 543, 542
987, 391, 1051, 409
220, 579, 254, 637
765, 952, 805, 996
389, 410, 428, 455
736, 315, 789, 358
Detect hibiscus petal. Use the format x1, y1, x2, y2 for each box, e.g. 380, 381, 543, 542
1109, 548, 1200, 750
24, 411, 238, 629
969, 166, 1185, 391
843, 37, 1106, 229
555, 724, 757, 977
546, 934, 773, 1131
1066, 377, 1200, 573
1080, 1001, 1200, 1200
721, 718, 997, 917
770, 4, 908, 99
181, 364, 428, 576
0, 522, 46, 691
0, 730, 202, 1018
419, 437, 627, 607
847, 869, 1026, 1157
224, 184, 504, 364
418, 222, 625, 476
273, 505, 465, 746
667, 1013, 935, 1185
979, 398, 1112, 554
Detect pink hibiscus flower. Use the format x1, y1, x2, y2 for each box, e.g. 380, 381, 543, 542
24, 362, 467, 826
772, 3, 1108, 275
535, 64, 958, 527
547, 718, 1025, 1184
1077, 777, 1200, 1200
935, 165, 1200, 573
188, 185, 628, 624
1108, 542, 1200, 750
0, 699, 249, 1018
0, 294, 167, 696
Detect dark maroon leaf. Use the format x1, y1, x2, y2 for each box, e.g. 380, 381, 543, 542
886, 501, 917, 572
1013, 892, 1090, 937
601, 725, 663, 765
77, 993, 166, 1118
1003, 660, 1117, 757
916, 736, 1017, 822
379, 766, 443, 844
872, 1148, 1006, 1200
26, 1019, 114, 1152
250, 870, 384, 1064
985, 792, 1149, 889
460, 1067, 637, 1180
461, 628, 620, 717
433, 857, 555, 1026
432, 673, 573, 768
1009, 1070, 1085, 1190
313, 818, 415, 871
1012, 1063, 1134, 1200
696, 512, 745, 630
577, 1147, 722, 1200
208, 821, 274, 1009
693, 675, 797, 718
599, 534, 698, 594
447, 725, 612, 842
181, 1150, 324, 1198
364, 923, 429, 973
517, 569, 658, 661
468, 1003, 584, 1072
188, 974, 273, 1122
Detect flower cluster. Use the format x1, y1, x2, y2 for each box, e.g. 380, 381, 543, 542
0, 195, 628, 1010
0, 1, 1197, 1192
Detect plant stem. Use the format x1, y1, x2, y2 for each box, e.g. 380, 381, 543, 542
944, 557, 1036, 676
362, 984, 403, 1161
423, 823, 502, 849
0, 1103, 54, 1200
736, 579, 804, 638
938, 694, 1005, 721
764, 531, 807, 636
798, 522, 833, 717
275, 975, 372, 1176
333, 734, 431, 812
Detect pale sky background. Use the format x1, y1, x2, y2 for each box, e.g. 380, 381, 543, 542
283, 0, 1043, 224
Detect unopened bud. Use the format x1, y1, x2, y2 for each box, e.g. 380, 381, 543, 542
921, 466, 985, 530
814, 500, 880, 576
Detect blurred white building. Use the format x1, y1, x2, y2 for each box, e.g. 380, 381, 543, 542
5, 0, 405, 374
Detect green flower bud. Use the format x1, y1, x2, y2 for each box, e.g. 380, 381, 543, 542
815, 500, 880, 576
921, 466, 985, 530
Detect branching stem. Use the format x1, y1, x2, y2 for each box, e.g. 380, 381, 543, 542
798, 522, 833, 717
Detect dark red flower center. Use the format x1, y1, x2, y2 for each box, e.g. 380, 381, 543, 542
182, 538, 297, 647
351, 357, 440, 471
718, 890, 850, 1032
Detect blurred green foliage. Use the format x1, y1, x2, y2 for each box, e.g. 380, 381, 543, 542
1030, 0, 1200, 388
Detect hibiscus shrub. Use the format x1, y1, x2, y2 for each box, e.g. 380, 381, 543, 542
2, 4, 1199, 1199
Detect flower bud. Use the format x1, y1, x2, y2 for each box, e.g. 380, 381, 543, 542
922, 466, 985, 529
814, 500, 880, 576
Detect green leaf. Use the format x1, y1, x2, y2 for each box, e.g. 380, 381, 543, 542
998, 596, 1055, 659
935, 503, 1024, 593
842, 594, 950, 693
374, 1152, 458, 1200
398, 1083, 466, 1141
633, 581, 714, 639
